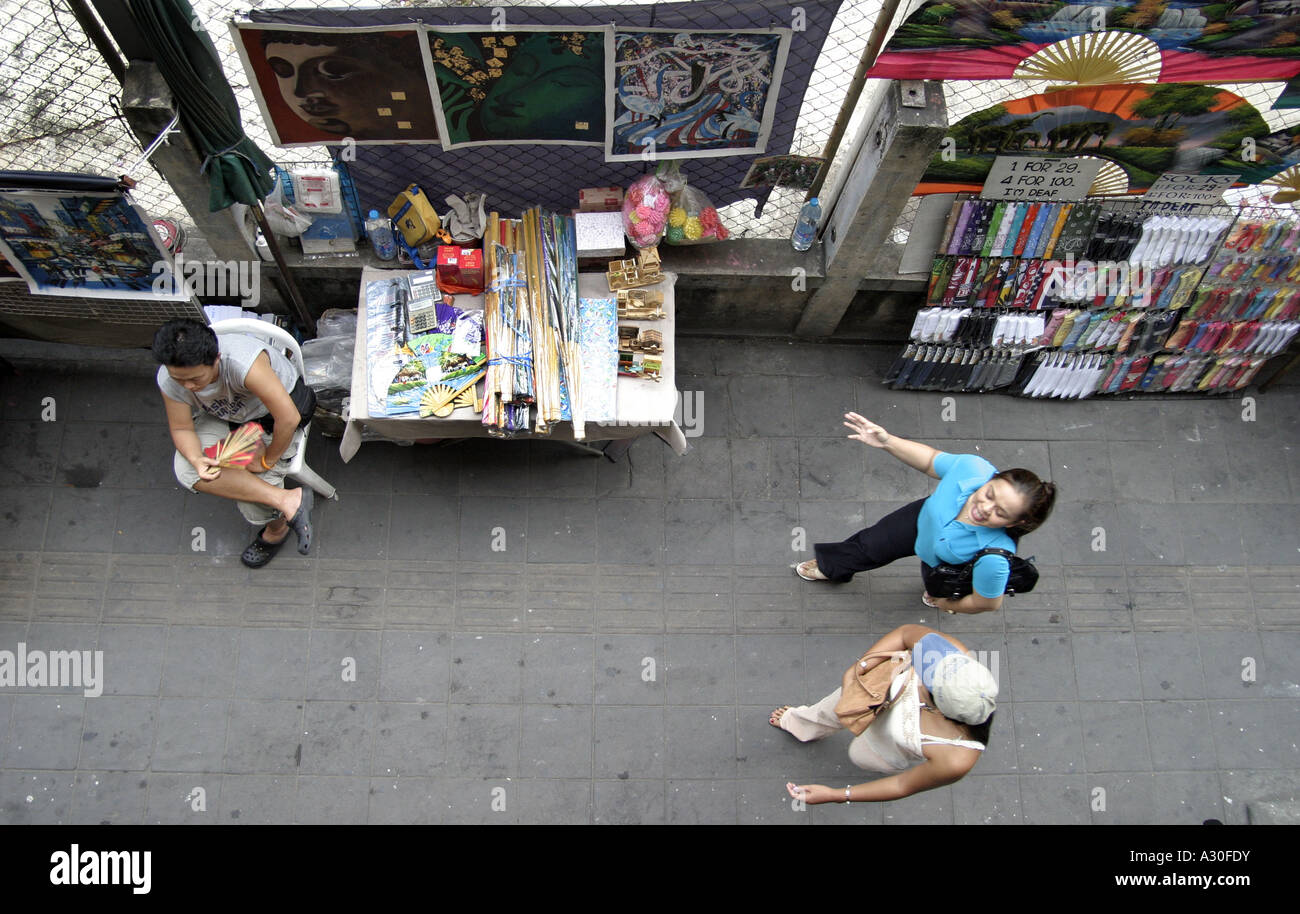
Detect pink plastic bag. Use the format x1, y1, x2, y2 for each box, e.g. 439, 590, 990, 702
621, 173, 670, 249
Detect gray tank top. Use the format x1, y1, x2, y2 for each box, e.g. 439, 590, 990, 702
157, 333, 298, 423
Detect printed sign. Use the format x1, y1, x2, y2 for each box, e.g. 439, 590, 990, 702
982, 156, 1104, 202
1142, 173, 1235, 204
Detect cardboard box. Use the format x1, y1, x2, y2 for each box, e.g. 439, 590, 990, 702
436, 246, 484, 293
578, 186, 624, 212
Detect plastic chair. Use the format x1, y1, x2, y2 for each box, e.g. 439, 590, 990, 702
209, 318, 338, 500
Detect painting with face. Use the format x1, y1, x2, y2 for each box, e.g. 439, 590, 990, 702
427, 26, 610, 149
606, 28, 791, 162
232, 23, 440, 147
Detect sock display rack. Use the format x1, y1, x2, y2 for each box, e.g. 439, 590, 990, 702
886, 194, 1300, 398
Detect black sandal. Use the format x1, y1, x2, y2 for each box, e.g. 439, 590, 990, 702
285, 487, 314, 555
241, 527, 287, 568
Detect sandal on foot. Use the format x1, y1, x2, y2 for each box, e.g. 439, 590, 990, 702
769, 706, 792, 728
921, 592, 938, 608
793, 560, 829, 582
285, 487, 314, 555
241, 528, 286, 569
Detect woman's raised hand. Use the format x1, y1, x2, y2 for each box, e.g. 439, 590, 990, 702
844, 412, 890, 448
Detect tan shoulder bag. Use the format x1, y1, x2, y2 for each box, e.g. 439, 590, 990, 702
834, 650, 914, 735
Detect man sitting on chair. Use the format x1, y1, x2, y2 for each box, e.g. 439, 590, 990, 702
153, 318, 316, 568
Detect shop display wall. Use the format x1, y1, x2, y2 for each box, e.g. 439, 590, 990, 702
888, 194, 1297, 397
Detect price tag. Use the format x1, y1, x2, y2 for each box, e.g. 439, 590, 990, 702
981, 156, 1104, 202
1142, 173, 1235, 204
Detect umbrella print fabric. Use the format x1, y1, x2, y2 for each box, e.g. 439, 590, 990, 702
917, 83, 1285, 195
126, 0, 276, 210
868, 0, 1300, 84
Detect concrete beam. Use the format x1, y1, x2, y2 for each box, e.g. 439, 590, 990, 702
795, 81, 946, 338
119, 62, 259, 266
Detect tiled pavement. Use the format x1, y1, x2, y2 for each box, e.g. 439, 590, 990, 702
0, 338, 1297, 824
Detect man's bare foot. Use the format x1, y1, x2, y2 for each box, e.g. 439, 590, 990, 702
280, 486, 303, 520
262, 521, 289, 545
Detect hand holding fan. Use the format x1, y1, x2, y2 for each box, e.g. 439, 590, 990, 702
203, 421, 267, 468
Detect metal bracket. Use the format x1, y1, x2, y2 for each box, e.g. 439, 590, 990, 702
900, 80, 927, 108
119, 111, 181, 179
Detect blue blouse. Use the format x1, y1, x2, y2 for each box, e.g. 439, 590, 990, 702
915, 452, 1016, 599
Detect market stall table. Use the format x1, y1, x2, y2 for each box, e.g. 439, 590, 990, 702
340, 266, 688, 461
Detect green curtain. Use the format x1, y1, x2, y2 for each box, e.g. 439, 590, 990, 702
126, 0, 275, 211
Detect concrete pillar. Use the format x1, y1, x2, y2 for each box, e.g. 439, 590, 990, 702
119, 62, 258, 265
795, 81, 946, 338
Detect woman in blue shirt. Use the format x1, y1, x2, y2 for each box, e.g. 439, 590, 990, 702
795, 412, 1056, 614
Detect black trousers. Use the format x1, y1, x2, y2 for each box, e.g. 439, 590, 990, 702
813, 497, 927, 583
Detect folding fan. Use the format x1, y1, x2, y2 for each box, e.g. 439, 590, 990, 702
1264, 165, 1300, 205
202, 421, 266, 468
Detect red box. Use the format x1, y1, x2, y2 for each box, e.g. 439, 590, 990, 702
578, 186, 623, 212
436, 246, 484, 293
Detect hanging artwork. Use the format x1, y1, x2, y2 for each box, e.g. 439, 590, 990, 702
231, 22, 440, 147
427, 26, 611, 149
867, 1, 1300, 84
606, 28, 791, 161
0, 190, 185, 300
916, 84, 1278, 196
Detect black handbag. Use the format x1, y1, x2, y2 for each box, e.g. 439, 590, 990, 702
922, 547, 1039, 599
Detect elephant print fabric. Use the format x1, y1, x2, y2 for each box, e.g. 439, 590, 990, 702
606, 28, 791, 161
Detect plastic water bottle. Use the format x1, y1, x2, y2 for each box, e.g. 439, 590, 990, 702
791, 197, 821, 252
366, 209, 397, 261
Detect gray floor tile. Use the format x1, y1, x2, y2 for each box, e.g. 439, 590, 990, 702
1136, 632, 1205, 699
386, 492, 458, 562
1260, 632, 1300, 699
234, 628, 309, 699
68, 770, 149, 825
666, 779, 737, 824
664, 499, 733, 565
1072, 632, 1142, 700
1112, 502, 1185, 566
1199, 631, 1264, 699
1175, 503, 1247, 566
593, 779, 665, 824
152, 698, 227, 773
219, 774, 295, 824
594, 635, 666, 705
1006, 633, 1075, 701
595, 498, 664, 565
0, 486, 51, 552
458, 495, 524, 563
1018, 773, 1090, 824
1080, 701, 1151, 772
1219, 769, 1300, 825
371, 703, 445, 777
1237, 503, 1300, 564
96, 624, 167, 697
880, 785, 955, 824
1013, 701, 1084, 774
448, 632, 522, 703
522, 633, 594, 704
665, 634, 735, 705
594, 706, 664, 779
0, 770, 78, 823
45, 487, 118, 553
520, 705, 592, 779
5, 695, 83, 769
367, 776, 444, 824
1145, 700, 1217, 771
514, 779, 593, 824
223, 699, 303, 774
1047, 440, 1112, 503
1088, 772, 1155, 824
525, 498, 596, 564
1207, 700, 1299, 770
444, 704, 520, 777
378, 630, 451, 702
307, 629, 381, 700
56, 421, 132, 488
1150, 771, 1224, 824
663, 436, 731, 499
0, 421, 63, 485
162, 626, 239, 698
953, 774, 1023, 824
729, 376, 792, 438
294, 775, 370, 824
441, 776, 520, 824
79, 696, 156, 770
300, 700, 374, 776
528, 442, 597, 498
666, 707, 737, 779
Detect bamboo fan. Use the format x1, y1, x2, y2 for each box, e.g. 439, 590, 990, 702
1083, 158, 1130, 196
202, 421, 266, 468
419, 370, 486, 418
1264, 165, 1300, 205
1014, 33, 1162, 87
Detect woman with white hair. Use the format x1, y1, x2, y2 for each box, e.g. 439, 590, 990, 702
772, 624, 997, 803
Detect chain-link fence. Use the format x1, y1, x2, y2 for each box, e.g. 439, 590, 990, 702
0, 0, 897, 246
